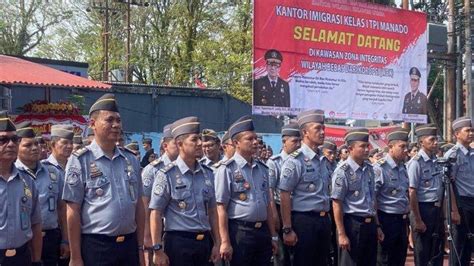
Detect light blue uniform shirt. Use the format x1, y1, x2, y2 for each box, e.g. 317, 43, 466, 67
374, 155, 409, 214
279, 144, 330, 212
149, 156, 216, 232
62, 140, 143, 236
214, 153, 270, 222
141, 153, 172, 198
16, 160, 63, 230
407, 149, 442, 202
0, 166, 41, 249
445, 143, 474, 197
331, 157, 376, 217
267, 151, 288, 204
45, 154, 65, 175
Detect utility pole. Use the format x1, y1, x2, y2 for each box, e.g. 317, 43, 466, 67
446, 0, 456, 141
125, 1, 131, 83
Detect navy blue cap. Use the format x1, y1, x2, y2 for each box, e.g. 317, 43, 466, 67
221, 131, 230, 143
89, 93, 119, 115
322, 140, 337, 151
16, 123, 35, 138
0, 111, 16, 132
162, 124, 172, 139
281, 123, 300, 137
201, 129, 219, 142
344, 128, 369, 143
387, 127, 410, 142
415, 124, 437, 137
171, 116, 200, 138
264, 49, 283, 62
297, 109, 324, 127
229, 115, 255, 140
452, 116, 473, 131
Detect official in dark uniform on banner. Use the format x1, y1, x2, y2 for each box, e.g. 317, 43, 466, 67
402, 67, 427, 115
253, 49, 290, 107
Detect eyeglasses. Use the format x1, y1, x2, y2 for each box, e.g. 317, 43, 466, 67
0, 135, 20, 146
266, 62, 281, 68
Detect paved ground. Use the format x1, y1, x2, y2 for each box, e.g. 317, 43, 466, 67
405, 249, 449, 265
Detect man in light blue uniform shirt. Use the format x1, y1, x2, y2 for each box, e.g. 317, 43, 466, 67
267, 122, 300, 266
279, 110, 331, 266
63, 93, 145, 266
331, 128, 380, 266
16, 124, 69, 266
149, 116, 220, 266
445, 116, 474, 266
373, 127, 410, 266
0, 112, 42, 266
215, 115, 278, 266
408, 124, 446, 266
200, 128, 223, 170
45, 125, 74, 175
141, 124, 178, 261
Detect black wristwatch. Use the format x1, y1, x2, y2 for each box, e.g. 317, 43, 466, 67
282, 227, 293, 234
152, 243, 163, 251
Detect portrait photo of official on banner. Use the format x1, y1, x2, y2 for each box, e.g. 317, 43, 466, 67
252, 0, 428, 123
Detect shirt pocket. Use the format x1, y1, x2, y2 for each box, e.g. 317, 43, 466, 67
420, 169, 433, 187
347, 178, 362, 199
85, 178, 112, 202
171, 188, 192, 212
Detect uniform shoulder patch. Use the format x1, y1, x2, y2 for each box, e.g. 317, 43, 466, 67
150, 158, 162, 166
72, 147, 89, 157
159, 163, 175, 173
290, 150, 301, 158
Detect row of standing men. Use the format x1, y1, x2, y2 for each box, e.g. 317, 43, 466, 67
1, 92, 474, 266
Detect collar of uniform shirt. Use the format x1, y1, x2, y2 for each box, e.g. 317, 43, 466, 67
47, 154, 62, 169
267, 76, 278, 84
280, 151, 289, 161
233, 153, 257, 169
175, 155, 203, 175
301, 143, 319, 160
346, 156, 368, 173
15, 160, 45, 176
411, 90, 419, 98
455, 142, 469, 155
418, 149, 435, 162
1, 165, 21, 182
89, 140, 124, 160
384, 155, 399, 169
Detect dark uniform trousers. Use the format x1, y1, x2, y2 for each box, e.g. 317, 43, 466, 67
410, 202, 444, 266
376, 211, 409, 266
228, 219, 272, 266
163, 231, 212, 266
453, 196, 474, 266
81, 232, 139, 266
290, 211, 330, 266
0, 242, 31, 266
339, 214, 377, 266
275, 204, 291, 266
329, 205, 338, 266
42, 228, 62, 266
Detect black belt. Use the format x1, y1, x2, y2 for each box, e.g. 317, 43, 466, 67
230, 219, 266, 229
0, 242, 29, 258
82, 232, 135, 243
419, 201, 442, 208
345, 214, 375, 224
165, 231, 210, 241
377, 210, 409, 220
292, 210, 328, 217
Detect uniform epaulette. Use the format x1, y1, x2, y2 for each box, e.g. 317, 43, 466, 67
72, 147, 89, 157
256, 159, 268, 169
446, 145, 459, 159
376, 158, 386, 165
222, 158, 235, 166
340, 163, 349, 171
159, 163, 175, 173
120, 146, 138, 156
150, 158, 162, 166
290, 150, 301, 158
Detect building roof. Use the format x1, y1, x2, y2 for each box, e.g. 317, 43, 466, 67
0, 55, 110, 90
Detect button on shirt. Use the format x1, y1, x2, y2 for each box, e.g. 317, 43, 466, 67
445, 143, 474, 197
149, 156, 216, 232
141, 153, 172, 198
407, 149, 442, 202
0, 166, 41, 249
374, 155, 409, 214
15, 160, 63, 230
331, 157, 376, 217
267, 152, 288, 204
62, 141, 143, 236
214, 153, 270, 222
279, 144, 330, 212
